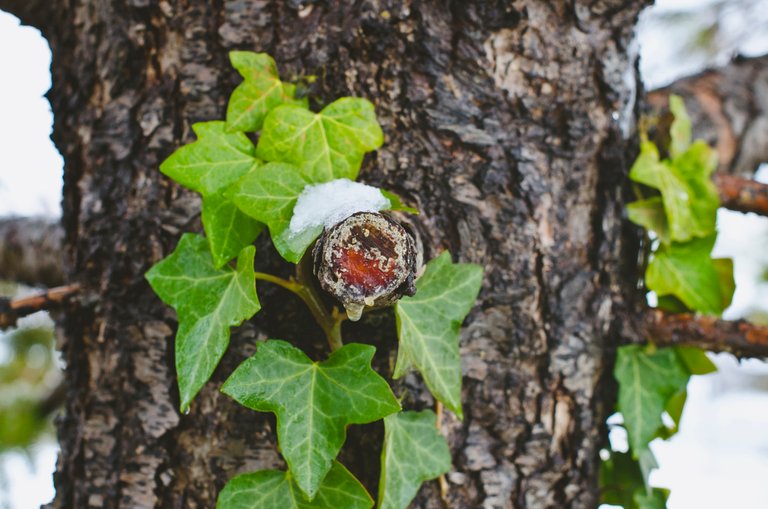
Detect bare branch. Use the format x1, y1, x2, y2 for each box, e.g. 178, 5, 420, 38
648, 54, 768, 175
0, 283, 80, 329
0, 217, 64, 287
716, 174, 768, 216
637, 309, 768, 359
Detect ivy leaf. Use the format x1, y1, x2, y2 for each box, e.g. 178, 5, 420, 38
675, 346, 716, 376
201, 193, 263, 267
216, 461, 373, 509
646, 236, 725, 316
599, 450, 644, 509
614, 345, 689, 457
160, 122, 260, 196
222, 340, 400, 499
655, 295, 688, 313
672, 139, 719, 224
629, 141, 717, 242
256, 98, 384, 181
634, 489, 669, 509
228, 162, 320, 263
627, 197, 669, 244
713, 257, 735, 310
145, 234, 260, 412
378, 411, 451, 509
381, 190, 419, 214
668, 94, 691, 158
393, 252, 483, 418
225, 51, 308, 133
662, 388, 687, 435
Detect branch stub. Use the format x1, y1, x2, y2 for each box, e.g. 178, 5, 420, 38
312, 212, 417, 321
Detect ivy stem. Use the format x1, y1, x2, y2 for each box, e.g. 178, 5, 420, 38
435, 401, 450, 505
253, 262, 346, 353
297, 253, 346, 352
253, 272, 302, 293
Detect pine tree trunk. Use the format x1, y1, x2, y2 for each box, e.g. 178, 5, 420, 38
0, 1, 649, 507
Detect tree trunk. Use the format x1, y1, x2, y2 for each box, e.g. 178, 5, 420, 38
0, 1, 649, 507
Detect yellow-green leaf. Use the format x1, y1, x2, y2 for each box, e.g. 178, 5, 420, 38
668, 95, 691, 158
629, 141, 718, 242
627, 196, 669, 244
712, 257, 735, 310
225, 51, 308, 133
256, 98, 383, 181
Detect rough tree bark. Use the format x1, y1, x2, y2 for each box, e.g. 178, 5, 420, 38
0, 218, 63, 287
0, 1, 651, 507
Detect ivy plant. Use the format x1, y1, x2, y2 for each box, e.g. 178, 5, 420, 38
604, 95, 734, 508
145, 52, 483, 508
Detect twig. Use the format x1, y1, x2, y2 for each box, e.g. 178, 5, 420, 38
715, 174, 768, 216
434, 401, 451, 505
0, 283, 80, 329
637, 309, 768, 359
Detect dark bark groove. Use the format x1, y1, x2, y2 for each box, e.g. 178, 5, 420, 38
0, 1, 650, 507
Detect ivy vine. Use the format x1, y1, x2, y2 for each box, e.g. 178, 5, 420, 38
145, 52, 483, 508
601, 96, 735, 509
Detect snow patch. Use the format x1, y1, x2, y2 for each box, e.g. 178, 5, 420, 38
289, 178, 390, 236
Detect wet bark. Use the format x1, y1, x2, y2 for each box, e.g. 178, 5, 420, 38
0, 1, 650, 507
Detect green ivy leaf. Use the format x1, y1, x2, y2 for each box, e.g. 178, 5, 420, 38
256, 98, 384, 181
655, 295, 689, 313
675, 346, 717, 376
393, 252, 483, 418
668, 95, 691, 158
381, 190, 419, 214
145, 234, 260, 412
228, 162, 320, 263
216, 461, 373, 509
201, 193, 263, 267
160, 122, 260, 196
225, 51, 308, 133
629, 141, 717, 242
222, 340, 400, 499
671, 138, 719, 222
713, 257, 735, 310
662, 388, 687, 434
599, 450, 644, 509
635, 488, 669, 509
614, 345, 689, 458
627, 197, 669, 244
378, 411, 451, 509
646, 236, 725, 316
